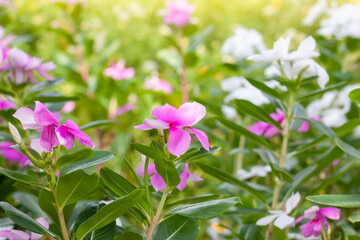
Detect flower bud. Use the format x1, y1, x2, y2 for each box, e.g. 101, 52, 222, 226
8, 122, 22, 145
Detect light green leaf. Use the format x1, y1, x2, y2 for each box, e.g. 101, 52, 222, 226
153, 215, 199, 240
0, 167, 44, 187
349, 215, 360, 223
348, 88, 360, 104
306, 194, 360, 208
55, 148, 94, 171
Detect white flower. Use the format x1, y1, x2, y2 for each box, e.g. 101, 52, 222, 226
318, 4, 360, 39
221, 105, 237, 120
302, 0, 328, 26
237, 165, 271, 180
206, 218, 231, 240
221, 27, 267, 61
256, 192, 301, 230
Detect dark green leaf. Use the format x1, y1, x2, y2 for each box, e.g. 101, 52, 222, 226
306, 195, 360, 208
117, 231, 144, 240
0, 167, 44, 187
247, 78, 285, 101
154, 157, 181, 187
132, 143, 166, 160
179, 145, 220, 165
27, 78, 65, 94
335, 138, 360, 158
55, 149, 94, 171
153, 215, 198, 240
79, 120, 115, 131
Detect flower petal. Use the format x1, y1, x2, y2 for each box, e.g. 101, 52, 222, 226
319, 207, 341, 220
40, 125, 59, 152
143, 118, 169, 129
152, 103, 178, 123
34, 101, 59, 126
177, 102, 206, 126
285, 192, 301, 214
300, 221, 314, 237
256, 214, 279, 226
151, 173, 166, 191
13, 107, 41, 130
168, 127, 191, 157
274, 213, 295, 229
247, 121, 270, 135
9, 230, 30, 240
188, 127, 209, 150
31, 217, 48, 240
31, 138, 46, 155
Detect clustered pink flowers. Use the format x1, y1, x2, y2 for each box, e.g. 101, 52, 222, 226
0, 141, 29, 167
163, 0, 195, 27
103, 60, 135, 81
0, 217, 48, 240
138, 162, 202, 191
144, 76, 173, 94
295, 206, 341, 237
248, 108, 321, 138
135, 102, 209, 156
13, 101, 95, 152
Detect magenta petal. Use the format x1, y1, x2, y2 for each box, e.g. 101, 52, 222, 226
152, 104, 178, 123
312, 221, 323, 237
247, 121, 270, 136
300, 221, 314, 237
56, 125, 74, 149
188, 127, 209, 150
264, 126, 280, 139
0, 230, 11, 238
143, 118, 169, 129
297, 121, 309, 132
41, 125, 59, 152
319, 207, 341, 220
151, 173, 166, 191
294, 215, 305, 226
34, 101, 59, 126
168, 127, 191, 157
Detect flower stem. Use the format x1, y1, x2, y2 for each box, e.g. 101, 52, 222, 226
180, 63, 189, 103
146, 187, 170, 240
234, 135, 245, 175
144, 157, 151, 217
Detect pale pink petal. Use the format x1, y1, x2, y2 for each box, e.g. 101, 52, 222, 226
116, 103, 133, 116
34, 101, 59, 126
31, 217, 48, 240
294, 215, 305, 226
62, 101, 75, 114
36, 61, 56, 80
0, 99, 16, 110
137, 163, 157, 176
24, 57, 42, 70
188, 172, 203, 181
168, 126, 191, 157
143, 118, 169, 129
30, 138, 47, 155
151, 173, 166, 191
188, 127, 209, 150
176, 102, 205, 127
0, 230, 11, 238
134, 123, 153, 130
264, 126, 280, 138
8, 48, 29, 68
8, 229, 30, 240
304, 206, 320, 219
319, 207, 341, 220
13, 107, 41, 130
0, 142, 29, 167
152, 104, 178, 123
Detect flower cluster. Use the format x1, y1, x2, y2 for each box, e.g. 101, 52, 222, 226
163, 0, 195, 27
13, 101, 95, 153
103, 60, 135, 81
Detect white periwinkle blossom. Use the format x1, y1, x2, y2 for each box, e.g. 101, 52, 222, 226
248, 34, 329, 89
237, 165, 271, 180
306, 84, 360, 128
318, 3, 360, 40
221, 27, 267, 61
256, 192, 301, 229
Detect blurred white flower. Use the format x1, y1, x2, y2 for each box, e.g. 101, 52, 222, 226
302, 0, 328, 26
306, 84, 360, 127
206, 218, 231, 240
221, 27, 267, 61
318, 3, 360, 39
221, 105, 237, 120
256, 192, 301, 229
237, 165, 271, 180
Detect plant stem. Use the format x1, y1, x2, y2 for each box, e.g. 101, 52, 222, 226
144, 157, 151, 217
180, 63, 189, 103
55, 144, 61, 163
20, 144, 42, 167
57, 202, 70, 240
146, 187, 170, 240
234, 135, 245, 175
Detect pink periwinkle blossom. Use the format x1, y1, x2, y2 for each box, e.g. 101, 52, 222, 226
13, 101, 95, 152
0, 99, 16, 110
294, 206, 340, 237
3, 48, 56, 84
0, 217, 49, 240
0, 141, 30, 167
103, 60, 135, 81
0, 45, 9, 70
62, 101, 75, 114
135, 102, 209, 156
0, 25, 14, 47
247, 108, 321, 138
163, 0, 195, 27
116, 103, 134, 116
138, 163, 202, 191
144, 76, 173, 94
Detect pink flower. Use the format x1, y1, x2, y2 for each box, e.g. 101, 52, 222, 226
13, 101, 95, 152
247, 109, 321, 138
4, 48, 56, 84
0, 45, 9, 70
0, 25, 14, 47
138, 163, 202, 191
294, 206, 340, 237
0, 142, 30, 167
103, 60, 135, 81
116, 103, 134, 116
0, 99, 16, 110
135, 102, 209, 156
163, 0, 195, 27
62, 101, 75, 114
0, 217, 49, 240
144, 76, 173, 94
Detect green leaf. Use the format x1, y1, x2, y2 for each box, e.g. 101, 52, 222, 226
216, 117, 274, 149
157, 48, 181, 71
0, 202, 56, 237
132, 143, 166, 160
166, 197, 241, 220
247, 78, 285, 101
59, 150, 114, 176
349, 215, 360, 223
0, 167, 44, 187
56, 170, 99, 210
269, 162, 293, 182
117, 231, 144, 240
27, 78, 65, 94
187, 25, 214, 52
38, 189, 59, 224
234, 99, 282, 130
100, 167, 149, 213
35, 92, 79, 103
335, 138, 360, 158
283, 165, 317, 200
76, 189, 144, 240
349, 88, 360, 104
179, 145, 221, 165
166, 194, 220, 209
306, 195, 360, 208
55, 149, 94, 171
298, 82, 346, 101
184, 52, 198, 68
153, 215, 199, 240
9, 144, 42, 163
299, 117, 336, 139
79, 120, 115, 131
196, 162, 267, 204
154, 157, 181, 187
